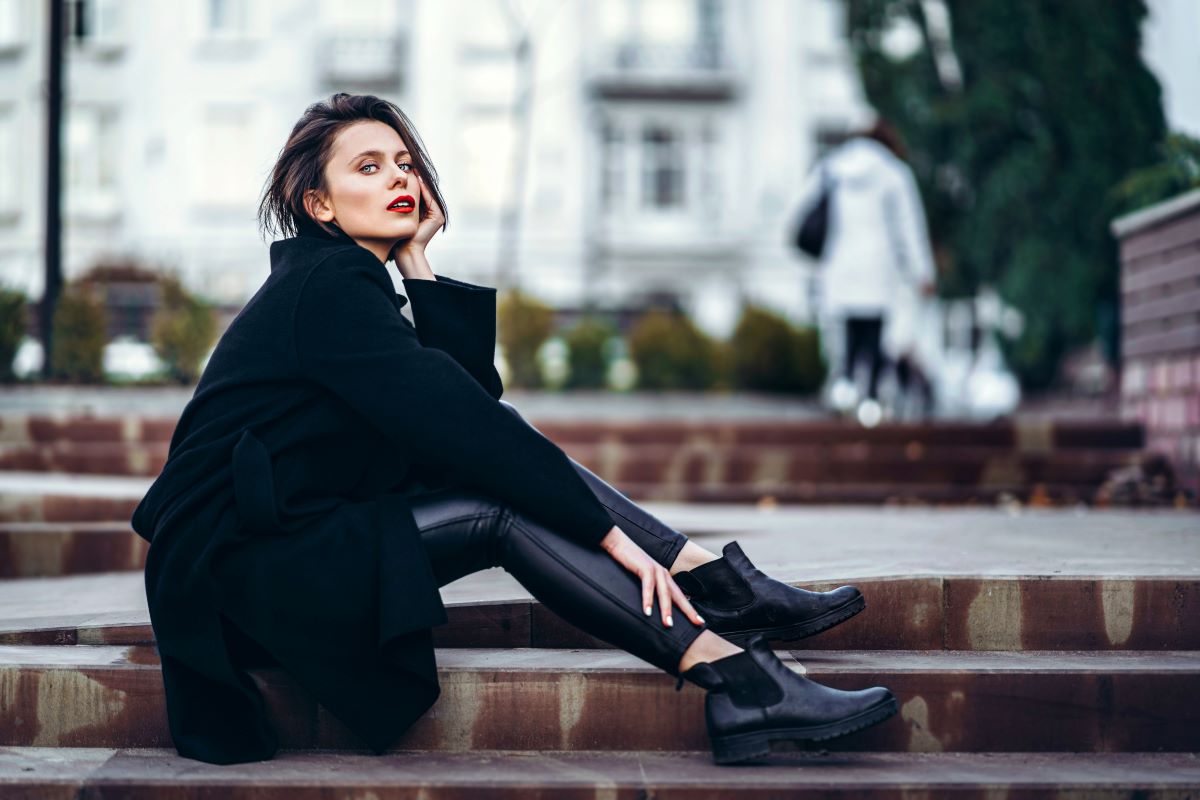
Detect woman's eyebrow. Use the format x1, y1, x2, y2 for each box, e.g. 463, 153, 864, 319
348, 148, 410, 165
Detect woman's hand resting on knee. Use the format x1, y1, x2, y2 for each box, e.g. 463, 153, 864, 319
600, 526, 705, 628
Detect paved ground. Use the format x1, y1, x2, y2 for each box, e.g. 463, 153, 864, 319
1, 507, 1194, 631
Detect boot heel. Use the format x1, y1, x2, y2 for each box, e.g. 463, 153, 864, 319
711, 731, 773, 764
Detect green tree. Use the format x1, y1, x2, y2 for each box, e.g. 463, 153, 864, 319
628, 309, 722, 391
150, 275, 217, 384
497, 288, 555, 389
50, 285, 108, 383
1108, 133, 1200, 217
0, 286, 28, 383
730, 304, 827, 395
846, 0, 1167, 388
564, 314, 617, 389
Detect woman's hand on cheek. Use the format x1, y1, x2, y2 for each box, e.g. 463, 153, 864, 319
392, 175, 444, 261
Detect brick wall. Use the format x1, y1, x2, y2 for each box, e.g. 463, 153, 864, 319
1112, 189, 1200, 496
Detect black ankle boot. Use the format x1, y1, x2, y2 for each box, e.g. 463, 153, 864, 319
681, 634, 897, 764
673, 541, 865, 646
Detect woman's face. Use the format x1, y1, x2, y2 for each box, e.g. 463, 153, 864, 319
306, 119, 421, 263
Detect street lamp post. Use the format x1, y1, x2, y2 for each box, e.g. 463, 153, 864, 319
40, 0, 65, 378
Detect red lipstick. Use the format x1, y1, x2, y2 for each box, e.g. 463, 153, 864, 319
387, 194, 416, 213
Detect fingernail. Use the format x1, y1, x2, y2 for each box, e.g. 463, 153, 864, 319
666, 616, 673, 627
697, 616, 706, 624
645, 605, 652, 616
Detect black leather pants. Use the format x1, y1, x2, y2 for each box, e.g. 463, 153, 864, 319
404, 400, 708, 676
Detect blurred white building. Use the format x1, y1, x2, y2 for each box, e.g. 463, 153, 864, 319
0, 0, 871, 339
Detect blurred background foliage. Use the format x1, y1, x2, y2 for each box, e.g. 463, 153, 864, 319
563, 314, 618, 390
0, 285, 28, 384
729, 305, 828, 395
498, 288, 556, 389
498, 301, 829, 395
846, 0, 1169, 389
627, 309, 724, 391
1108, 132, 1200, 216
149, 275, 218, 384
49, 282, 108, 383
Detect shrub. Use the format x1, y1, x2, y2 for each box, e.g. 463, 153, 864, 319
0, 285, 28, 383
50, 285, 108, 383
150, 275, 217, 384
729, 304, 827, 394
498, 288, 555, 389
564, 314, 617, 389
627, 308, 721, 390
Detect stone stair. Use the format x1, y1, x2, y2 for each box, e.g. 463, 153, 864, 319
0, 413, 1172, 508
1, 508, 1198, 795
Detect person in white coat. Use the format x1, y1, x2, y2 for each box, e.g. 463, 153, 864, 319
793, 120, 937, 425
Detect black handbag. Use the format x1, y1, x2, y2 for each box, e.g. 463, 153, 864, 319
793, 166, 833, 259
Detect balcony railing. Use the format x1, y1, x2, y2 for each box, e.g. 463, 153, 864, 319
589, 39, 738, 101
319, 34, 406, 89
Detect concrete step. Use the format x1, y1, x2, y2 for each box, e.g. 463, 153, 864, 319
2, 646, 1197, 753
0, 472, 145, 523
0, 523, 148, 578
0, 439, 1145, 480
0, 413, 1145, 449
2, 748, 1198, 797
3, 571, 1197, 652
1, 481, 1140, 523
0, 417, 1156, 510
607, 480, 1136, 505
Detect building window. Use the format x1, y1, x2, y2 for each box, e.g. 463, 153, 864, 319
600, 0, 725, 71
66, 105, 119, 215
198, 106, 258, 207
601, 120, 625, 206
0, 106, 17, 215
641, 124, 684, 209
0, 0, 22, 49
698, 118, 719, 203
67, 0, 120, 43
205, 0, 250, 37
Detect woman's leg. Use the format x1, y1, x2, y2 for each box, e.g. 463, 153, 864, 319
844, 316, 865, 382
491, 400, 865, 647
862, 316, 885, 400
404, 484, 896, 764
406, 483, 732, 675
496, 400, 719, 575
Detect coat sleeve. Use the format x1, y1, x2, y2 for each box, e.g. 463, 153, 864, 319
885, 164, 936, 287
400, 273, 504, 400
293, 251, 615, 547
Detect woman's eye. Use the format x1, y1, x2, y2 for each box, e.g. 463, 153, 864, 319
360, 163, 412, 174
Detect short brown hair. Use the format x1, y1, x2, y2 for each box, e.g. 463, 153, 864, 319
258, 93, 449, 241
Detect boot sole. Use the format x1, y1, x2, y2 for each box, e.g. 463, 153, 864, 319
716, 592, 866, 647
710, 693, 899, 765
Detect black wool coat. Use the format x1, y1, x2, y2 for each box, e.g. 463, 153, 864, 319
130, 218, 616, 764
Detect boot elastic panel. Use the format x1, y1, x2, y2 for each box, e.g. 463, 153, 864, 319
678, 661, 724, 692
676, 642, 787, 705
675, 541, 755, 608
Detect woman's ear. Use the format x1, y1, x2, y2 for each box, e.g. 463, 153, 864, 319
304, 189, 335, 223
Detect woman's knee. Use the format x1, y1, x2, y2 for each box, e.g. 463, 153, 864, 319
408, 488, 510, 576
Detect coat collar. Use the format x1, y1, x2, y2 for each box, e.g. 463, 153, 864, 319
268, 217, 408, 309
294, 215, 359, 244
